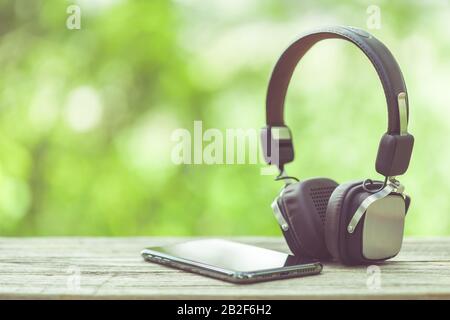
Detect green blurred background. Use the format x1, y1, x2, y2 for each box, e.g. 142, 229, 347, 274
0, 0, 449, 236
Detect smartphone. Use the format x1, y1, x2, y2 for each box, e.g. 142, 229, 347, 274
141, 239, 322, 283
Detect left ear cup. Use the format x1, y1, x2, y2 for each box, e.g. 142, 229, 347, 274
278, 178, 338, 259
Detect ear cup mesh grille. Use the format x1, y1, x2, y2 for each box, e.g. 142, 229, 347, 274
310, 186, 336, 225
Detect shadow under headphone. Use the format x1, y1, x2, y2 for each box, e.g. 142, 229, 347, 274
261, 26, 414, 265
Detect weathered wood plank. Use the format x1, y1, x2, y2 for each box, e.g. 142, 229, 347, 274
0, 237, 449, 299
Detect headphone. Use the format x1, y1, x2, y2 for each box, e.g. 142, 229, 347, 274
261, 26, 414, 265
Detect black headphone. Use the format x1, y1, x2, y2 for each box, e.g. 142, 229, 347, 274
261, 26, 414, 265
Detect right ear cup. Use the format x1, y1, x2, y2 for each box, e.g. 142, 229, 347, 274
278, 178, 338, 259
325, 180, 403, 265
324, 181, 363, 262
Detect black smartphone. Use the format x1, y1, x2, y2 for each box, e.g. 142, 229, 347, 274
141, 239, 322, 283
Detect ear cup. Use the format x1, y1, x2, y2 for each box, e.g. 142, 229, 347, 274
279, 177, 338, 259
325, 180, 404, 264
324, 181, 363, 262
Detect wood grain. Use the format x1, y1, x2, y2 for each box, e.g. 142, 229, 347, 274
0, 237, 449, 299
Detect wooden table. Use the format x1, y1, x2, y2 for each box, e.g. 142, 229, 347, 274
0, 237, 449, 299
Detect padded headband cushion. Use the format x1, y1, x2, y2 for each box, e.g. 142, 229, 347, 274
261, 26, 413, 176
266, 26, 409, 134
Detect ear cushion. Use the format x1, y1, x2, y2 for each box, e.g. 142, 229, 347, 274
279, 177, 338, 259
324, 181, 363, 262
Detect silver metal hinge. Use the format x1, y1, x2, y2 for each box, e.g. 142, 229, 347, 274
271, 197, 289, 231
398, 92, 408, 136
271, 126, 292, 140
347, 178, 405, 234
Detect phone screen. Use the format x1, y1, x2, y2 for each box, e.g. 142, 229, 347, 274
145, 239, 315, 272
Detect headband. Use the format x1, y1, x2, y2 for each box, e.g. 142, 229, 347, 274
261, 26, 414, 177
